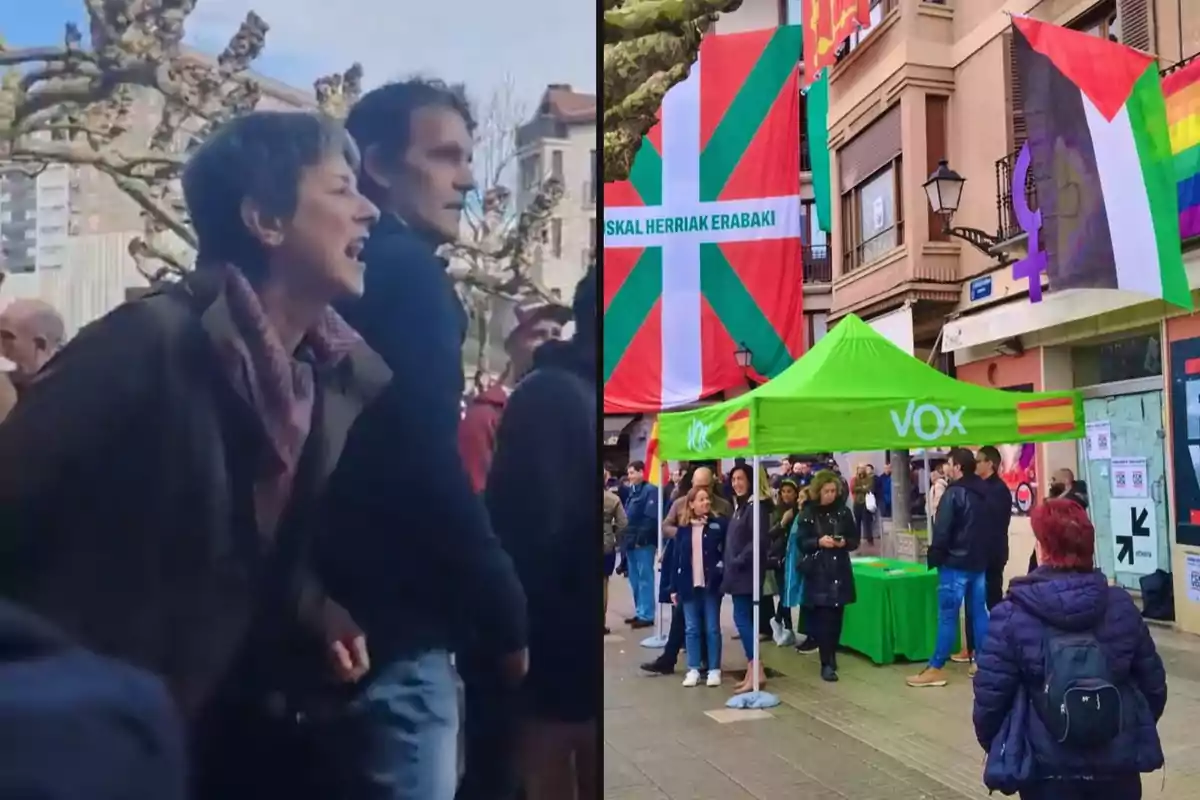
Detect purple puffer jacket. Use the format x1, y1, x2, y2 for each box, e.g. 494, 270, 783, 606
973, 568, 1167, 783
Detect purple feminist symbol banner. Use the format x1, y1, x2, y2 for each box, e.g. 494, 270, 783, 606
1010, 143, 1047, 302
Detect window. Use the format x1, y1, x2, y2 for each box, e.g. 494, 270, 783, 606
1071, 332, 1162, 385
551, 218, 563, 258
1072, 2, 1119, 42
779, 0, 802, 25
551, 150, 564, 180
589, 217, 597, 252
841, 158, 903, 272
845, 0, 896, 55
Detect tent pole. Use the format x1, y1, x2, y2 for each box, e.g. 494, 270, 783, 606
924, 450, 933, 543
656, 479, 665, 638
751, 457, 761, 694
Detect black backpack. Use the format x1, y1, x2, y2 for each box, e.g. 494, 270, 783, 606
1036, 625, 1122, 749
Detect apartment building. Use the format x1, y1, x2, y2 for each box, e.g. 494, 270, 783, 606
822, 0, 1200, 634
515, 84, 598, 301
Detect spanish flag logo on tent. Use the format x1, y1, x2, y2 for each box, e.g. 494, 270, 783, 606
725, 408, 751, 449
645, 419, 664, 486
1016, 397, 1076, 436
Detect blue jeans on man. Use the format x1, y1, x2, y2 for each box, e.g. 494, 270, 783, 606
626, 545, 656, 622
341, 650, 462, 800
930, 567, 989, 669
681, 589, 723, 672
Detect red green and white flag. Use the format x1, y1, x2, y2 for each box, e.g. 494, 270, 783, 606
603, 26, 806, 414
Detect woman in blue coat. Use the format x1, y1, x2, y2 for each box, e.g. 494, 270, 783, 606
973, 499, 1166, 799
668, 486, 728, 689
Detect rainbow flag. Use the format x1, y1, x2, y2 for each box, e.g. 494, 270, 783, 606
1164, 58, 1200, 241
645, 420, 664, 486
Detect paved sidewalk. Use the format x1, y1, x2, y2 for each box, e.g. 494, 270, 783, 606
604, 578, 1200, 799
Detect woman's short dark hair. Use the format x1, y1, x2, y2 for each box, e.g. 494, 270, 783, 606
182, 111, 360, 279
345, 77, 475, 202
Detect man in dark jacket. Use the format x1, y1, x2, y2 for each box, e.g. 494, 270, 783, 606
322, 79, 528, 799
484, 267, 599, 798
622, 460, 660, 628
908, 448, 992, 688
958, 445, 1014, 662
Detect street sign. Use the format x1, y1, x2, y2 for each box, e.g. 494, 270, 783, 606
1110, 498, 1159, 576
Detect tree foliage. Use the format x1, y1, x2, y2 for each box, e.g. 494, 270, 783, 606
0, 0, 559, 303
603, 0, 742, 183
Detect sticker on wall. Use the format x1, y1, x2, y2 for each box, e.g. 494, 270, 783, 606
1187, 553, 1200, 605
1085, 421, 1112, 461
1110, 498, 1159, 576
1110, 457, 1149, 499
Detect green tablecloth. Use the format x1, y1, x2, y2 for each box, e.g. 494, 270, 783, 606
795, 557, 953, 665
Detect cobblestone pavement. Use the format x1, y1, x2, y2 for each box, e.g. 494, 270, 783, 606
604, 577, 1200, 800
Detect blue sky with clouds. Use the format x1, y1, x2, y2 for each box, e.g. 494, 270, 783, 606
3, 0, 596, 114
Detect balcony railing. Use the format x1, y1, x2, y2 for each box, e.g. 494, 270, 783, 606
803, 244, 832, 283
994, 147, 1038, 242
994, 52, 1199, 242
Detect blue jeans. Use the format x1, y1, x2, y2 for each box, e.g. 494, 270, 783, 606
626, 545, 656, 621
344, 650, 462, 800
682, 589, 722, 672
731, 594, 756, 661
931, 567, 990, 669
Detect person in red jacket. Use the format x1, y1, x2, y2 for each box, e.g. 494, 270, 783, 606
458, 297, 570, 493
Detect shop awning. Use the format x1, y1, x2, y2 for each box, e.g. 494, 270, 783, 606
941, 289, 1146, 353
603, 414, 636, 446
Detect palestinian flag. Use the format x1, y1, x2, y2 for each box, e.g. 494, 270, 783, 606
603, 26, 806, 414
1013, 16, 1192, 310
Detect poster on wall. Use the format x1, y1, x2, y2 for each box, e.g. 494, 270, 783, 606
1110, 457, 1149, 499
1170, 337, 1200, 547
1187, 553, 1200, 605
998, 384, 1038, 516
1086, 420, 1113, 460
1110, 497, 1159, 576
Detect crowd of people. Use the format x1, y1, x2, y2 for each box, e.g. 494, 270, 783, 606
609, 448, 1168, 799
0, 79, 597, 800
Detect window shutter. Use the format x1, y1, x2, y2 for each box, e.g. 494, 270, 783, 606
1003, 32, 1027, 152
1117, 0, 1154, 53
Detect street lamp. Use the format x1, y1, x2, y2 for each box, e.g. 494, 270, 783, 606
734, 342, 753, 370
922, 158, 1012, 264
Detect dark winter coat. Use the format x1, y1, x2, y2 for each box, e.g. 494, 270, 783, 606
767, 498, 798, 570
0, 274, 389, 721
982, 472, 1014, 569
0, 600, 186, 799
973, 568, 1167, 788
658, 538, 677, 604
623, 482, 660, 549
797, 499, 858, 608
667, 516, 728, 602
324, 215, 528, 663
485, 339, 598, 723
928, 473, 991, 572
720, 495, 773, 596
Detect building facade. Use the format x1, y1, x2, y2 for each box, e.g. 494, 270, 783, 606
822, 0, 1200, 633
516, 84, 598, 300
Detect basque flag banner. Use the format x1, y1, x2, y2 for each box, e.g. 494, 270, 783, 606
603, 26, 806, 414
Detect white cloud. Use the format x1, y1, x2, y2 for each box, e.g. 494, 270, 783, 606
184, 0, 596, 112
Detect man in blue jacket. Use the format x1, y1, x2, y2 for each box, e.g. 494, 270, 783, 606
908, 447, 991, 689
623, 460, 660, 628
321, 79, 528, 800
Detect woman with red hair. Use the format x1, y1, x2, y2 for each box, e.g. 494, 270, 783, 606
972, 499, 1167, 799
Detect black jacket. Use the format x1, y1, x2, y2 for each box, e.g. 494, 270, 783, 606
797, 499, 858, 608
323, 216, 527, 662
485, 339, 598, 722
929, 473, 991, 572
720, 495, 773, 596
982, 473, 1014, 569
0, 274, 389, 721
0, 601, 186, 799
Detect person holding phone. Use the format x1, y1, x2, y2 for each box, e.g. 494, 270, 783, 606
795, 470, 859, 682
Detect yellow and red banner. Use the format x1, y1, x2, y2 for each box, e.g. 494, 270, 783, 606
802, 0, 870, 86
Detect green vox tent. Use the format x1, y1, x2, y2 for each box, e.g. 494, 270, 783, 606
658, 313, 1084, 459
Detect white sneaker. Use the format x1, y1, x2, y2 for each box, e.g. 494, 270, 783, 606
682, 669, 701, 687
706, 669, 722, 687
